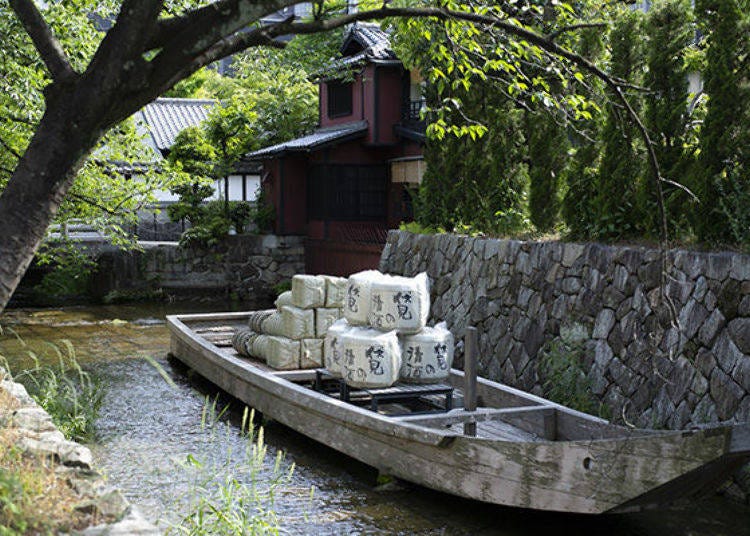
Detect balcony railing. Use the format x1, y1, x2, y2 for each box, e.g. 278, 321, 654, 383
407, 99, 426, 122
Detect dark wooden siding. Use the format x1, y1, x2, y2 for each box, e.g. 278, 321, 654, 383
305, 238, 384, 276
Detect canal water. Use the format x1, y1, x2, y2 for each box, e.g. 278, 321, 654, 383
1, 304, 749, 535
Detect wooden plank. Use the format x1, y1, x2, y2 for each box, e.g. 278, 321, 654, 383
363, 383, 452, 396
271, 369, 319, 382
399, 407, 557, 440
476, 420, 538, 442
398, 407, 545, 425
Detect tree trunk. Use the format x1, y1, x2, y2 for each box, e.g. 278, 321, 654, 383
0, 94, 104, 311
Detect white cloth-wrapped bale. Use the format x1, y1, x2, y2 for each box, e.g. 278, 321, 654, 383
274, 291, 293, 310
281, 306, 315, 340
368, 272, 430, 334
247, 309, 275, 332
322, 275, 348, 308
339, 327, 401, 389
344, 270, 384, 326
399, 322, 454, 384
266, 337, 301, 370
251, 334, 273, 362
323, 319, 349, 378
261, 311, 285, 337
315, 308, 341, 338
300, 339, 324, 369
232, 330, 258, 357
291, 275, 326, 309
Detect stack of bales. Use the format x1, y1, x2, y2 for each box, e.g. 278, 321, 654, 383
232, 274, 348, 369
324, 270, 454, 389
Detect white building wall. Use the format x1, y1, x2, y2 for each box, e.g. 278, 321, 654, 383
213, 174, 261, 202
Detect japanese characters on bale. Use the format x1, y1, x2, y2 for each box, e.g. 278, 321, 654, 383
232, 274, 346, 369
327, 270, 454, 388
231, 271, 455, 389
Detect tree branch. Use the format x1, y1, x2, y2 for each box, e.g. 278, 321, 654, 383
547, 22, 608, 41
87, 0, 164, 78
146, 0, 293, 53
8, 0, 76, 81
0, 137, 22, 160
147, 5, 669, 251
67, 192, 120, 216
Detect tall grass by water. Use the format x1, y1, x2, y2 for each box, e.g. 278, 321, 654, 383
167, 401, 301, 535
0, 329, 104, 534
0, 326, 104, 443
1, 323, 305, 534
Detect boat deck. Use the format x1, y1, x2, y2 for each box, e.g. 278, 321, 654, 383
188, 320, 545, 443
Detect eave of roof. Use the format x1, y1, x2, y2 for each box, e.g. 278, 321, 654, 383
246, 121, 369, 160
394, 124, 427, 144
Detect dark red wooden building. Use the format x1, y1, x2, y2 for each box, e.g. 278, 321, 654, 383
247, 23, 426, 275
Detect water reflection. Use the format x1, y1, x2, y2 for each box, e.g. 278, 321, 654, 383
1, 305, 748, 534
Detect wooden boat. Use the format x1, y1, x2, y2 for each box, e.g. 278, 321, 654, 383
167, 311, 750, 514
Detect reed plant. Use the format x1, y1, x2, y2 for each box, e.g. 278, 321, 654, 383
0, 326, 104, 443
167, 402, 297, 536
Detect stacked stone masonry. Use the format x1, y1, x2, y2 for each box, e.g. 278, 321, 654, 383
380, 231, 750, 430
94, 235, 305, 305
0, 370, 160, 534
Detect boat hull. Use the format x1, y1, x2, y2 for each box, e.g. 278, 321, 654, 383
167, 312, 750, 514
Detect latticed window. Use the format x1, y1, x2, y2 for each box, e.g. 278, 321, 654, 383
327, 81, 353, 118
309, 165, 387, 221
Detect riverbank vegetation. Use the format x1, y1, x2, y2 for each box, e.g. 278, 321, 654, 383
167, 405, 297, 535
0, 405, 93, 534
400, 0, 750, 250
0, 357, 100, 533
1, 332, 104, 443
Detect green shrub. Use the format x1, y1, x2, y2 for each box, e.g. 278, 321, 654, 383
717, 164, 750, 250
272, 280, 291, 296
253, 190, 275, 233
179, 216, 231, 248
228, 202, 254, 234
538, 324, 606, 417
32, 245, 96, 300
398, 221, 444, 235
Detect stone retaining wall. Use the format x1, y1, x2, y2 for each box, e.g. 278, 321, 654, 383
92, 234, 305, 306
0, 369, 160, 534
380, 231, 750, 430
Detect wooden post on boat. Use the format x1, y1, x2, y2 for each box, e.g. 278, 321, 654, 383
463, 326, 478, 437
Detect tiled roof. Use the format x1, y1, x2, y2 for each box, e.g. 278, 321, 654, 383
346, 22, 390, 50
343, 22, 399, 63
137, 98, 215, 153
325, 23, 399, 71
246, 121, 368, 159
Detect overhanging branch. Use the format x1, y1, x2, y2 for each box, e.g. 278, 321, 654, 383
547, 22, 608, 41
9, 0, 76, 81
146, 0, 293, 54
